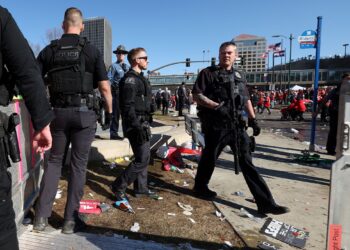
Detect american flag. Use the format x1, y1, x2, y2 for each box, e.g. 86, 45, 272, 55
268, 42, 282, 52
273, 50, 285, 57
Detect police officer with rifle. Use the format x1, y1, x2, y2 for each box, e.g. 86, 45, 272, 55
192, 41, 289, 215
0, 6, 54, 249
33, 7, 112, 234
111, 47, 156, 212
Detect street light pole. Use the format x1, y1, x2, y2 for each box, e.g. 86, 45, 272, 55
343, 43, 349, 57
288, 34, 293, 99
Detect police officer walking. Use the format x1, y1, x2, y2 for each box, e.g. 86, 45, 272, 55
111, 47, 155, 210
0, 6, 54, 249
192, 41, 289, 215
33, 7, 112, 234
177, 82, 188, 116
161, 87, 170, 115
108, 45, 129, 140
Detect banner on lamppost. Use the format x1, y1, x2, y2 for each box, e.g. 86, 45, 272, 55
298, 30, 317, 49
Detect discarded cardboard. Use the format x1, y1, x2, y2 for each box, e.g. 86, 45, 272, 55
260, 218, 309, 249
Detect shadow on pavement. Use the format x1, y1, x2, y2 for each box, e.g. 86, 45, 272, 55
215, 154, 330, 186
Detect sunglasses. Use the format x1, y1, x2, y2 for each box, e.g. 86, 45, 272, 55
137, 56, 148, 61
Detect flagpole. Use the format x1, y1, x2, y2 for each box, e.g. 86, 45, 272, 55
272, 53, 275, 91
279, 39, 283, 90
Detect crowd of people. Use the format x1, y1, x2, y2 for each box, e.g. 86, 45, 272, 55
153, 84, 193, 116
250, 87, 337, 122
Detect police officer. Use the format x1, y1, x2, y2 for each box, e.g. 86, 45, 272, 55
108, 45, 129, 140
111, 47, 155, 209
161, 87, 170, 115
33, 7, 112, 234
177, 82, 188, 116
192, 41, 289, 215
325, 73, 350, 155
0, 6, 54, 249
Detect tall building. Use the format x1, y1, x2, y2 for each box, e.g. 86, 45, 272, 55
82, 17, 112, 68
233, 34, 266, 72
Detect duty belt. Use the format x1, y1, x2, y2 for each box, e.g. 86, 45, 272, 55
52, 94, 94, 109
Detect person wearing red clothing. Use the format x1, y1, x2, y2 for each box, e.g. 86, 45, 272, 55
294, 97, 306, 121
260, 92, 271, 115
257, 92, 264, 113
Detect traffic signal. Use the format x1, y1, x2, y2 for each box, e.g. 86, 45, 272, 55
186, 58, 190, 67
211, 57, 216, 66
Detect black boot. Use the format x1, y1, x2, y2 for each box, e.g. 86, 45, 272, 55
33, 217, 48, 232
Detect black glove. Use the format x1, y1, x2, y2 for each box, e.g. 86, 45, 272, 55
102, 113, 112, 130
248, 118, 261, 136
214, 102, 230, 119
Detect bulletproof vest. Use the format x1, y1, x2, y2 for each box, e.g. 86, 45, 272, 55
47, 37, 93, 96
123, 71, 151, 115
207, 66, 247, 112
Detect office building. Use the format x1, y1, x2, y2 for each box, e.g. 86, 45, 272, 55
233, 34, 267, 72
82, 17, 112, 68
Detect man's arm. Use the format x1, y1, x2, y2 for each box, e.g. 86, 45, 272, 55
1, 7, 53, 153
1, 7, 54, 132
98, 80, 112, 113
246, 100, 256, 119
193, 93, 219, 109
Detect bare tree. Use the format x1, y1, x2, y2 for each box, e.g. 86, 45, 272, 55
29, 42, 42, 57
44, 27, 63, 44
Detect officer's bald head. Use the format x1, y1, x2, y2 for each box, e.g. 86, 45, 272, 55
63, 7, 83, 29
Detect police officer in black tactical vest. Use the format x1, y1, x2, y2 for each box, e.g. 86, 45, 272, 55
111, 47, 156, 209
33, 7, 112, 234
0, 6, 54, 249
192, 41, 290, 215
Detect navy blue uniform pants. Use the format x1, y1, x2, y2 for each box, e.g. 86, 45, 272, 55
112, 139, 150, 193
195, 128, 277, 210
35, 108, 96, 221
0, 171, 19, 250
326, 111, 338, 154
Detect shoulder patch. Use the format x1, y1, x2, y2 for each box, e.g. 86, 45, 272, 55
125, 77, 136, 84
234, 71, 242, 79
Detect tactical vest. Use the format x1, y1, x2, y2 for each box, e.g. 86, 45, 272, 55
47, 37, 93, 98
197, 66, 248, 130
124, 71, 152, 115
201, 66, 248, 113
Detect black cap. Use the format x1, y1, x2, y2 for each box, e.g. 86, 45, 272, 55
113, 45, 128, 54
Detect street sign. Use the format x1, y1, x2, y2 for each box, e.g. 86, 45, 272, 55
298, 30, 317, 49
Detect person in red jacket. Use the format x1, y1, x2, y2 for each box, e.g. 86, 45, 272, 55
260, 92, 271, 115
294, 97, 306, 121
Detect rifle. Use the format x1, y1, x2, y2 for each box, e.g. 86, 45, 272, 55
228, 73, 241, 175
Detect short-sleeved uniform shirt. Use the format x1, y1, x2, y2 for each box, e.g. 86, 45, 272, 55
192, 66, 250, 102
37, 34, 108, 87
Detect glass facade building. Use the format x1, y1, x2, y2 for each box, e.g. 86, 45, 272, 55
82, 17, 112, 68
233, 34, 267, 72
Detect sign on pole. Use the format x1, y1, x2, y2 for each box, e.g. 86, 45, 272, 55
298, 30, 317, 49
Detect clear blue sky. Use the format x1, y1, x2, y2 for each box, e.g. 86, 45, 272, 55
1, 0, 349, 74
